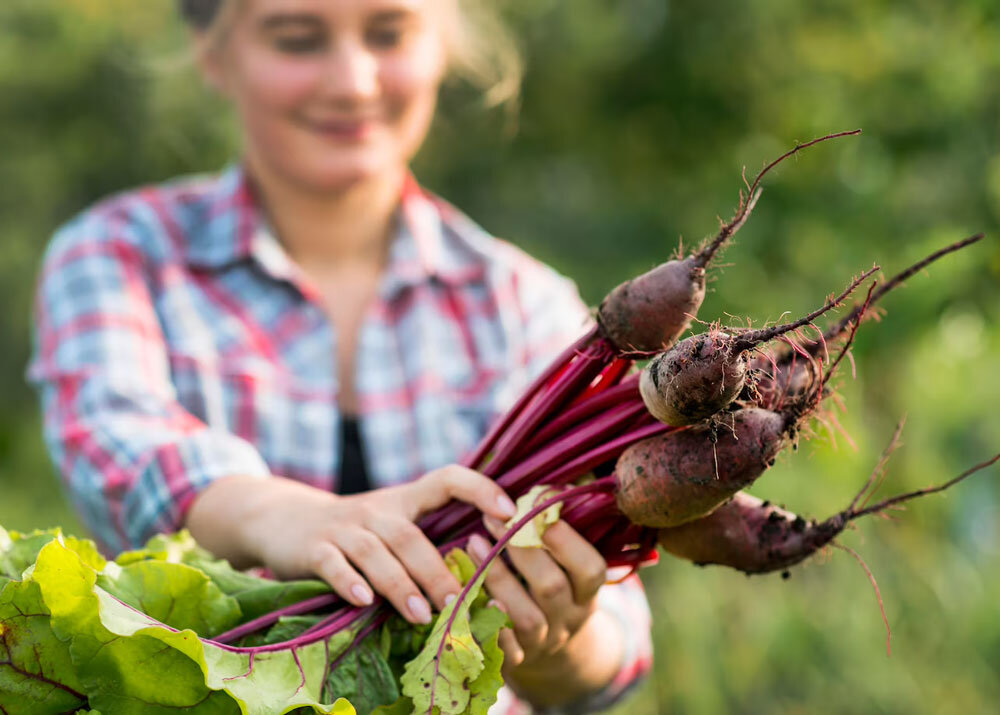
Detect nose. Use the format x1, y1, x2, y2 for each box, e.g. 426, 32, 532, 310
321, 37, 379, 104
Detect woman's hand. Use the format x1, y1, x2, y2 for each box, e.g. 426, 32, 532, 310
184, 467, 517, 624
466, 517, 624, 705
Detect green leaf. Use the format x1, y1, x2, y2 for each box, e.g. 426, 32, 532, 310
0, 528, 62, 579
115, 529, 212, 566
30, 540, 358, 714
324, 636, 399, 715
95, 560, 243, 637
467, 606, 507, 715
0, 578, 87, 713
505, 486, 563, 548
371, 696, 413, 714
400, 549, 507, 715
189, 557, 332, 622
119, 530, 333, 622
0, 528, 106, 580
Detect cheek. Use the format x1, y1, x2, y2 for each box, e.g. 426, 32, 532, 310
233, 56, 322, 134
380, 54, 444, 150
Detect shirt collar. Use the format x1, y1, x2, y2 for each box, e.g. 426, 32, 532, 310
184, 165, 489, 296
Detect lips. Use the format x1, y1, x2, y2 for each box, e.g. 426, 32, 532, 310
306, 117, 378, 141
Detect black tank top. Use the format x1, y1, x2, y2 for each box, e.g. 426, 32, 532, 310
338, 417, 372, 495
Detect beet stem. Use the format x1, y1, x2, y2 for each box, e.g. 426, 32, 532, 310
462, 326, 599, 470
485, 340, 613, 477
833, 543, 891, 657
733, 265, 879, 351
816, 232, 986, 354
693, 129, 862, 269
849, 453, 1000, 521
211, 593, 339, 644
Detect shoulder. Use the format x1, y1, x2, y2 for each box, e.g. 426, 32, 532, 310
428, 192, 590, 318
42, 169, 232, 271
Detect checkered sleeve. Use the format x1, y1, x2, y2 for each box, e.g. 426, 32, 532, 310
26, 211, 271, 554
492, 252, 653, 713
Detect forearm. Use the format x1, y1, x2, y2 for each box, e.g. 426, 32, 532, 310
504, 607, 625, 708
183, 473, 297, 569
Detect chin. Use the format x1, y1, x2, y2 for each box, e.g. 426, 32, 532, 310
300, 152, 398, 194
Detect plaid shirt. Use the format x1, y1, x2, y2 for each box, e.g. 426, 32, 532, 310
27, 166, 652, 712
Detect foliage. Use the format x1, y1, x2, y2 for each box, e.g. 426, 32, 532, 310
0, 526, 508, 713
2, 1, 999, 713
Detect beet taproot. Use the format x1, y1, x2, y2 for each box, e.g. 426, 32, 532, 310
639, 268, 876, 426
598, 130, 861, 355
613, 407, 787, 527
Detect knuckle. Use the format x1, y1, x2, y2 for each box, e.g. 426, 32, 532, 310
348, 531, 380, 560
583, 566, 608, 595
517, 613, 548, 644
306, 541, 335, 571
381, 519, 415, 549
544, 628, 570, 654
352, 503, 376, 525
535, 576, 568, 603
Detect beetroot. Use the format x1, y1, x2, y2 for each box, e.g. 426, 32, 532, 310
752, 233, 986, 410
613, 407, 788, 527
639, 267, 876, 426
655, 492, 839, 573
658, 450, 1000, 574
597, 130, 861, 355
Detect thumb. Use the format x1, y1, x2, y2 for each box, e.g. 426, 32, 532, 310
404, 465, 518, 522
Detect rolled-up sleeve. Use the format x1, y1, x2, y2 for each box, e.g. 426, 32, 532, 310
27, 213, 270, 554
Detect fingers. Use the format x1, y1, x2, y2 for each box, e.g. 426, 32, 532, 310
482, 518, 577, 619
369, 517, 463, 610
405, 465, 517, 522
468, 533, 557, 656
335, 528, 433, 625
485, 597, 525, 666
498, 628, 525, 667
306, 540, 374, 607
535, 521, 608, 605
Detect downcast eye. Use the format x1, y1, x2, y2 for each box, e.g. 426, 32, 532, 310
274, 34, 326, 55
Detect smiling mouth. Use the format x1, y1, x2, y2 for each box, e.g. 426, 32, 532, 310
307, 117, 378, 141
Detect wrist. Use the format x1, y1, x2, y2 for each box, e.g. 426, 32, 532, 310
505, 608, 625, 708
183, 474, 277, 567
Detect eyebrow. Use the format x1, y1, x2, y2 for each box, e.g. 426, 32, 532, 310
258, 14, 323, 31
257, 8, 417, 32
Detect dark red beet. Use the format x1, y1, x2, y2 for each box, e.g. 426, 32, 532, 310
658, 449, 1000, 574
597, 255, 710, 355
639, 268, 876, 426
754, 233, 986, 407
656, 493, 841, 573
598, 131, 862, 356
614, 407, 788, 527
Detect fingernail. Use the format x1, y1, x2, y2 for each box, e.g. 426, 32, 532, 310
444, 593, 457, 606
351, 584, 373, 606
483, 516, 504, 534
468, 535, 491, 561
496, 494, 517, 518
407, 595, 432, 624
487, 598, 507, 614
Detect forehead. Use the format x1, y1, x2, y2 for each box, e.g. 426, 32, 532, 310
242, 0, 431, 19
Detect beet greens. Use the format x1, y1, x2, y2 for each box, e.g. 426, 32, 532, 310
3, 131, 993, 715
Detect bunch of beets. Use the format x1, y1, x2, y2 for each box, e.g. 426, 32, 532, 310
2, 131, 996, 715
216, 130, 994, 707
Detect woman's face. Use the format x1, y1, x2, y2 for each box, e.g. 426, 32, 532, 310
201, 0, 448, 192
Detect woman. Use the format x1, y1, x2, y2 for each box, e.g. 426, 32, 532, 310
28, 0, 652, 710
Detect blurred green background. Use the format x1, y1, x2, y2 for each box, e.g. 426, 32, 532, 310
2, 1, 999, 713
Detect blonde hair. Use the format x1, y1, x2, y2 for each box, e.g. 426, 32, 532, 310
178, 0, 522, 109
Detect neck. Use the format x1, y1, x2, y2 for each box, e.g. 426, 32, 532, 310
246, 161, 407, 270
